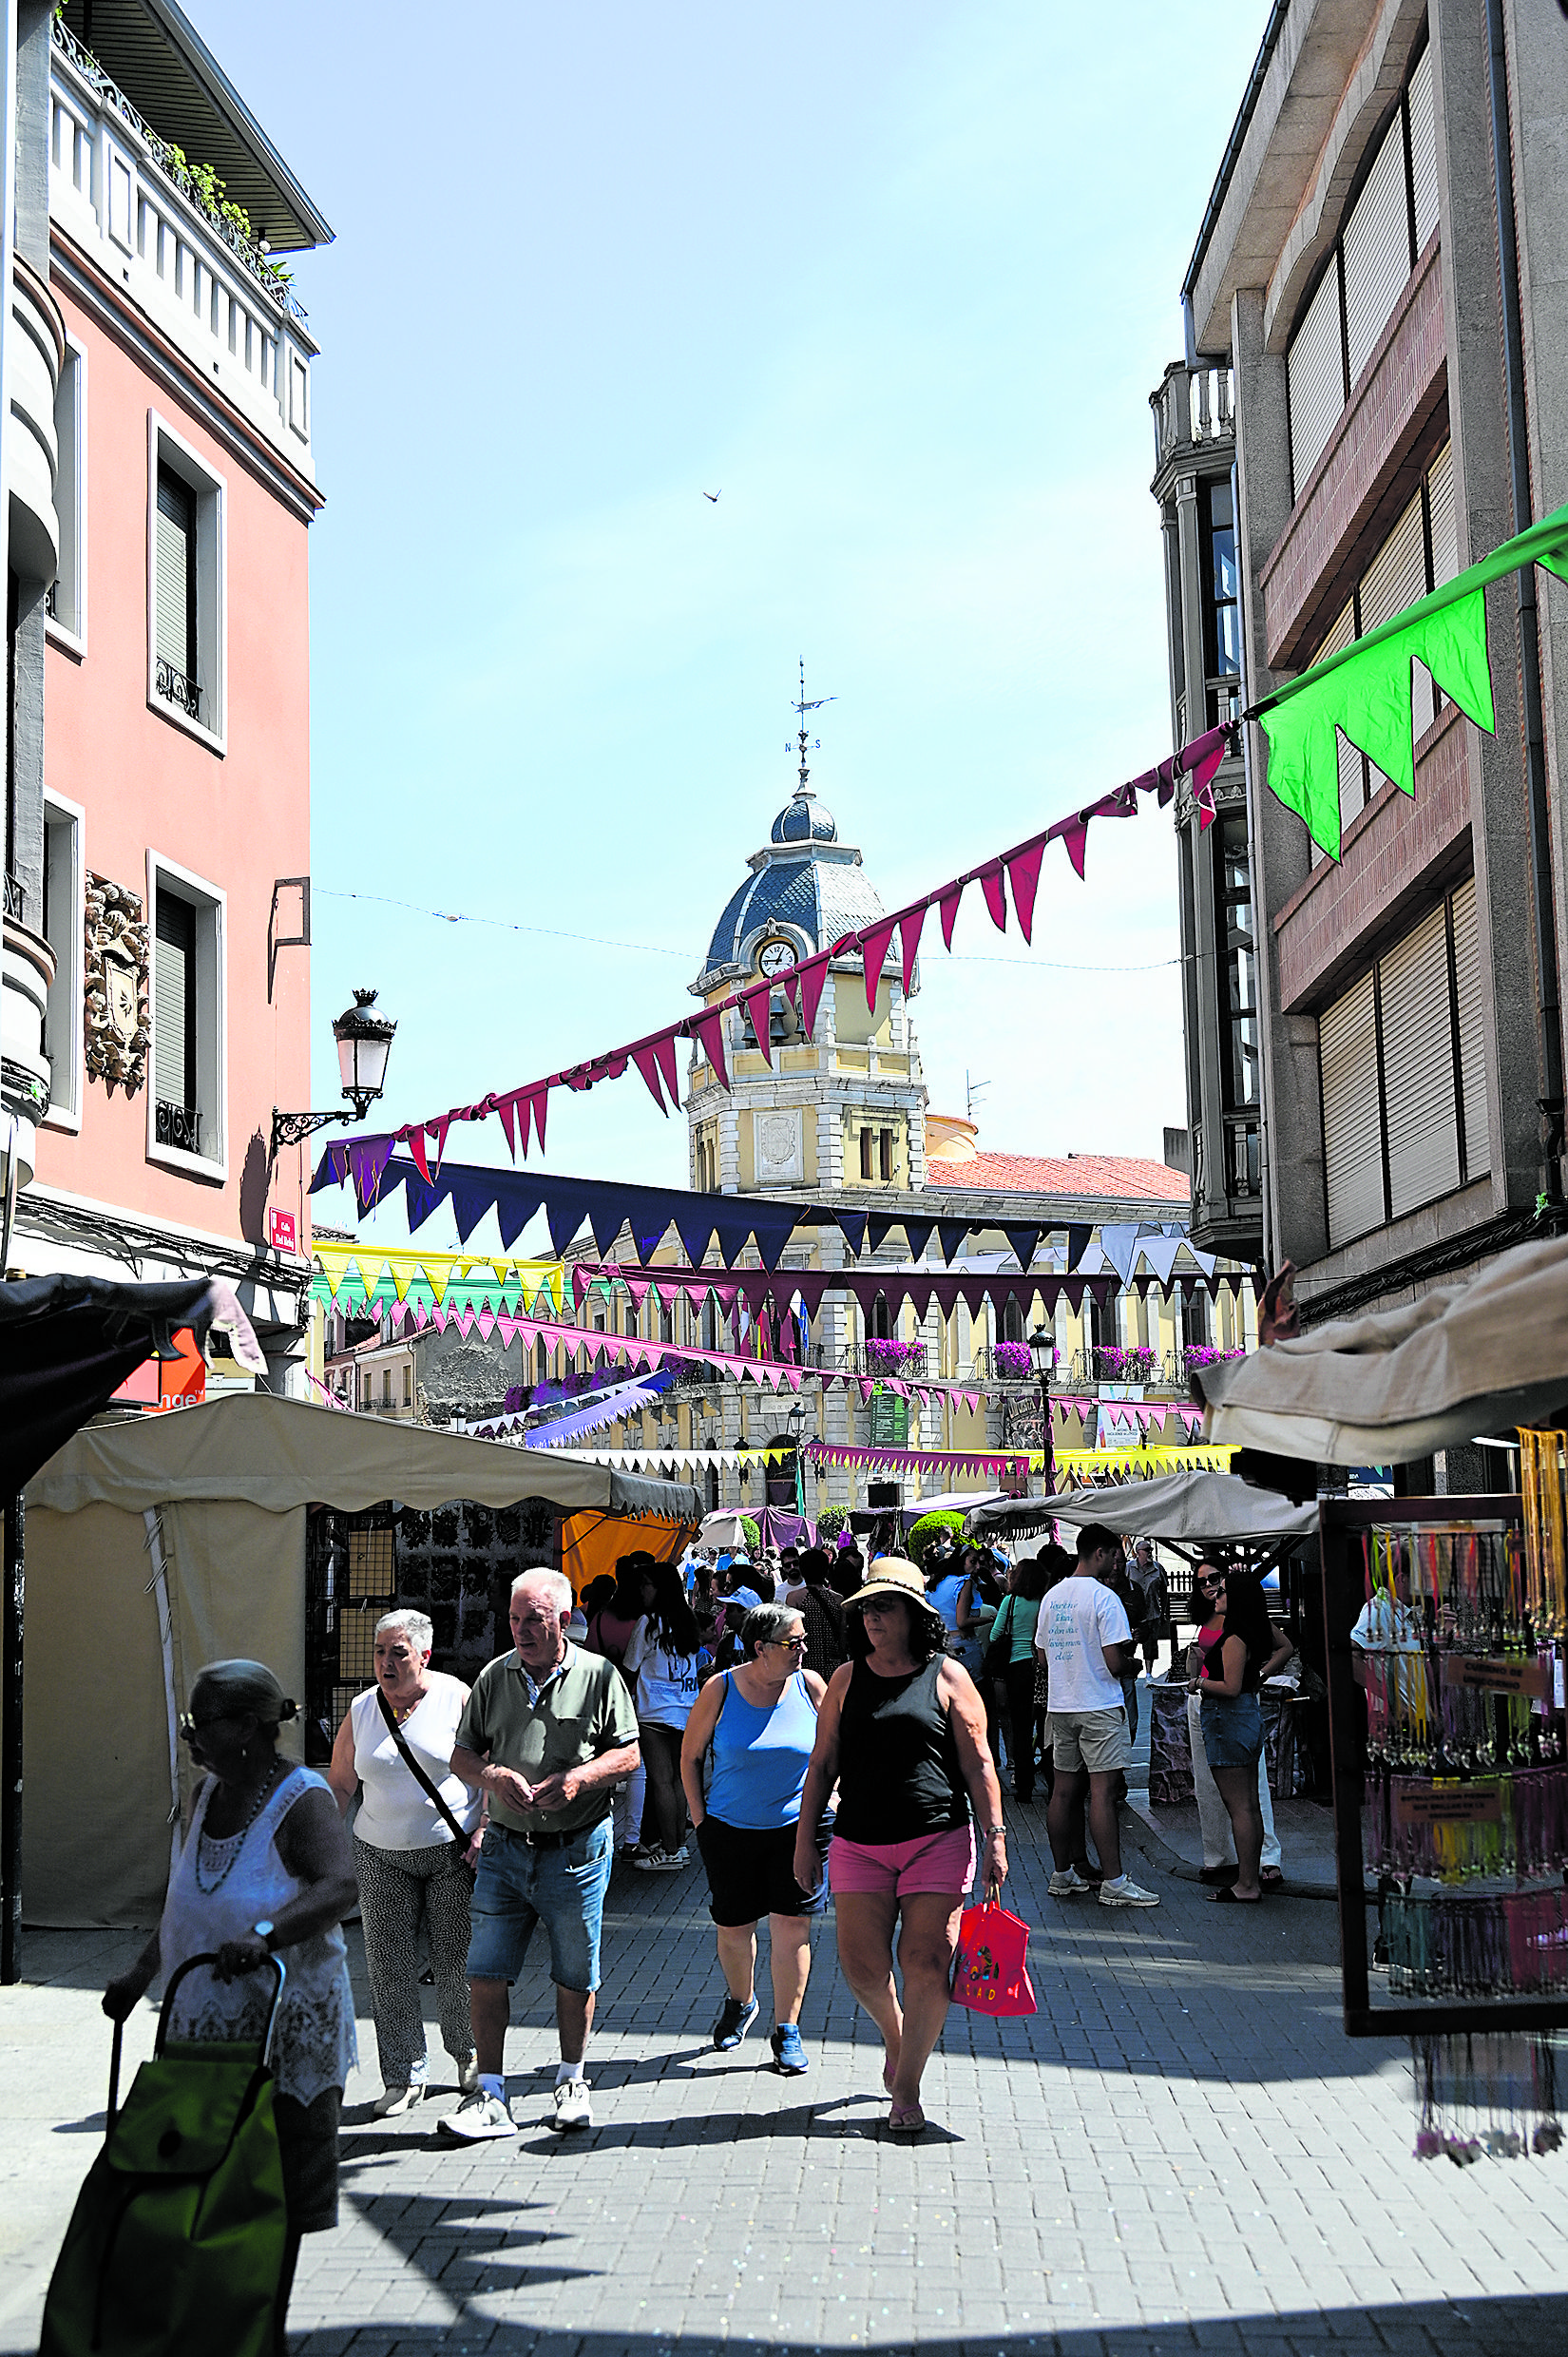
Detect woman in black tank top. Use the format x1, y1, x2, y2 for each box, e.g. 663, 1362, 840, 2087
794, 1558, 1007, 2137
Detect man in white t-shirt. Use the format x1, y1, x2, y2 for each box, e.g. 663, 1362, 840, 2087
1036, 1523, 1159, 1908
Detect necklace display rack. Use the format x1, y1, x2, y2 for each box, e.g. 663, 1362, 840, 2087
1320, 1434, 1568, 2161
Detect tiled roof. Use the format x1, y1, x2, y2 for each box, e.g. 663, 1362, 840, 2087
930, 1150, 1191, 1202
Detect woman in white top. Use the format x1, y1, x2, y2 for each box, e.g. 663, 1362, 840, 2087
103, 1659, 359, 2328
325, 1609, 483, 2115
622, 1561, 702, 1871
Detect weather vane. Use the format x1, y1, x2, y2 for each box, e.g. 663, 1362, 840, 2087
786, 658, 836, 795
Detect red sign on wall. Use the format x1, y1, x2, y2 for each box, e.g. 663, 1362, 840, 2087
268, 1207, 297, 1255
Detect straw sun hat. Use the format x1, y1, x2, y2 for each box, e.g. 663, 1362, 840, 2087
842, 1557, 927, 1610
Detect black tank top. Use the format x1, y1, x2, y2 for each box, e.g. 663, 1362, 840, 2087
834, 1657, 968, 1843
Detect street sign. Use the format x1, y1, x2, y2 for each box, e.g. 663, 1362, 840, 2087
268, 1207, 297, 1254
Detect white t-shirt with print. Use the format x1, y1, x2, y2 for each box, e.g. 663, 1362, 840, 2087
1035, 1576, 1131, 1714
622, 1616, 700, 1730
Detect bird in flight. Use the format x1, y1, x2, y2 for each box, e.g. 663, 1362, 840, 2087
702, 489, 721, 502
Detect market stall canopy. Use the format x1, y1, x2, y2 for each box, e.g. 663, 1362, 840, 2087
1195, 1237, 1568, 1466
0, 1274, 264, 1494
28, 1391, 701, 1522
965, 1470, 1316, 1545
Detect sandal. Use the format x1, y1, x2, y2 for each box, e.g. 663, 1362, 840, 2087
1259, 1868, 1285, 1891
1198, 1865, 1238, 1887
1213, 1885, 1261, 1903
888, 2102, 926, 2137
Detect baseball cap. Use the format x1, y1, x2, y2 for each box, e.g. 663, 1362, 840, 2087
719, 1584, 763, 1613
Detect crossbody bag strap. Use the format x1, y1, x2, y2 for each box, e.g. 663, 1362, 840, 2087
375, 1687, 472, 1847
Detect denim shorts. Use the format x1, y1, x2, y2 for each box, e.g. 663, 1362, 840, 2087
1200, 1690, 1264, 1772
466, 1818, 612, 1993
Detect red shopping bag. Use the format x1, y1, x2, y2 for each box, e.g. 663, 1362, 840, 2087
950, 1895, 1037, 2017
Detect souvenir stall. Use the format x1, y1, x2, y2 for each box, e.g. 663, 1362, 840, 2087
1195, 1237, 1568, 2156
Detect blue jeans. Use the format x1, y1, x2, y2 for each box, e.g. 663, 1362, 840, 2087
466, 1819, 612, 1993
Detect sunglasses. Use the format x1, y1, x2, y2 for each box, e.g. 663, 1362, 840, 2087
767, 1637, 809, 1654
177, 1709, 237, 1741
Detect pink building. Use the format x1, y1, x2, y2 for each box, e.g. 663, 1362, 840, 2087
3, 1, 331, 1389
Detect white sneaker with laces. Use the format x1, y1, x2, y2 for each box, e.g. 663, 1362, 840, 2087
551, 2077, 593, 2132
438, 2090, 517, 2140
373, 2083, 425, 2117
1048, 1867, 1090, 1898
654, 1845, 689, 1871
1099, 1873, 1160, 1907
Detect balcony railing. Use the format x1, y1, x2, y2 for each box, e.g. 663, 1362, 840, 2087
156, 660, 201, 722
3, 871, 23, 923
156, 1099, 201, 1154
1151, 360, 1235, 469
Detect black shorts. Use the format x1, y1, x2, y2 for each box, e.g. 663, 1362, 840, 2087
696, 1816, 830, 1926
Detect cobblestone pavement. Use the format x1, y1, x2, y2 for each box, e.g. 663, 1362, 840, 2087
4, 1812, 1567, 2356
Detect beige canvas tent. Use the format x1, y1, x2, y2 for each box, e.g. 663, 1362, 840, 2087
23, 1394, 700, 1926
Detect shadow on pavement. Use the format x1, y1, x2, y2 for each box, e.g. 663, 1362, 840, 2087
294, 2290, 1568, 2356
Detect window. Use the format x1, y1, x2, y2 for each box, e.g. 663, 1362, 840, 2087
1308, 441, 1460, 864
41, 795, 84, 1126
1002, 1299, 1025, 1346
1200, 478, 1241, 719
48, 342, 86, 648
402, 1365, 411, 1407
659, 1298, 674, 1344
146, 854, 226, 1176
1286, 40, 1438, 497
859, 1127, 874, 1180
1186, 1290, 1212, 1351
381, 1368, 392, 1408
147, 415, 225, 746
1216, 820, 1258, 1110
868, 1295, 892, 1342
1319, 878, 1489, 1247
878, 1128, 893, 1183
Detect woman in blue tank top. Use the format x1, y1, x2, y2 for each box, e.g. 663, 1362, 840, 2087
679, 1602, 827, 2076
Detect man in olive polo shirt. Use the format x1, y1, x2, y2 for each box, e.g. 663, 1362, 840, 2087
443, 1569, 639, 2137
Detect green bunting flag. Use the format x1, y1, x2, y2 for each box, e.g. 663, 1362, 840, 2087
1254, 497, 1568, 862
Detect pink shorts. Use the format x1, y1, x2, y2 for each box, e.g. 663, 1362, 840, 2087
828, 1823, 977, 1899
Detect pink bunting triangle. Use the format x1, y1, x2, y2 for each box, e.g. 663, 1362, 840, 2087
529, 1085, 548, 1151
939, 883, 964, 949
653, 1030, 681, 1105
1004, 839, 1045, 944
430, 1119, 450, 1173
631, 1042, 670, 1112
899, 906, 926, 995
409, 1130, 432, 1184
797, 955, 830, 1040
1055, 818, 1090, 879
497, 1095, 518, 1160
693, 1009, 730, 1090
979, 864, 1007, 932
742, 985, 774, 1066
860, 917, 898, 1010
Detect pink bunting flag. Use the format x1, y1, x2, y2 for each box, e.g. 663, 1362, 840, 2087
497, 1095, 519, 1160
653, 1030, 681, 1105
409, 1130, 432, 1185
939, 883, 964, 949
476, 1307, 496, 1342
1055, 817, 1090, 879
430, 1119, 450, 1174
1004, 839, 1045, 944
631, 1042, 671, 1112
796, 954, 830, 1040
979, 863, 1007, 932
860, 917, 899, 1010
898, 906, 926, 994
692, 1009, 730, 1091
742, 985, 774, 1066
530, 1086, 548, 1152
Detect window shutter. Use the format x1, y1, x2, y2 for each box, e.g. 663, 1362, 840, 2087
1360, 492, 1430, 777
155, 468, 196, 678
1312, 601, 1364, 859
1343, 114, 1412, 386
1321, 970, 1385, 1246
154, 892, 196, 1113
1380, 904, 1461, 1219
1407, 46, 1439, 253
1450, 875, 1490, 1181
1288, 263, 1345, 495
1427, 441, 1459, 587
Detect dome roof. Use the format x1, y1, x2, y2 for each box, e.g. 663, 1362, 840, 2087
771, 791, 837, 845
696, 790, 891, 992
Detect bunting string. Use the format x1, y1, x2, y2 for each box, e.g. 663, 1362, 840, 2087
308, 726, 1230, 1182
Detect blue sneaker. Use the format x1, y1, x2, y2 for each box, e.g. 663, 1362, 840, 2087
714, 1994, 759, 2051
771, 2022, 809, 2075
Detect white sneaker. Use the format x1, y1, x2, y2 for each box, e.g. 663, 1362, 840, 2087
551, 2077, 592, 2131
654, 1845, 690, 1871
438, 2089, 517, 2140
457, 2054, 480, 2096
1099, 1873, 1160, 1907
1048, 1868, 1091, 1898
373, 2083, 425, 2117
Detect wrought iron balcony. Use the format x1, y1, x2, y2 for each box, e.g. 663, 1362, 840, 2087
156, 660, 202, 722
156, 1100, 201, 1155
3, 871, 23, 923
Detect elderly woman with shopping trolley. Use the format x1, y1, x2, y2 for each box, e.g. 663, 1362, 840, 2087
324, 1607, 484, 2115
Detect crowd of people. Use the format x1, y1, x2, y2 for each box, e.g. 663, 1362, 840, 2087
101, 1514, 1295, 2341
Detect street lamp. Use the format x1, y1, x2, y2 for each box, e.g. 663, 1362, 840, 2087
1028, 1324, 1057, 1497
271, 988, 398, 1159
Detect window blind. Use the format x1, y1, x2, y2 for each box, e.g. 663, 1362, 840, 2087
1380, 904, 1461, 1218
1451, 875, 1490, 1180
1321, 970, 1385, 1246
1288, 263, 1345, 496
1407, 44, 1439, 252
155, 467, 196, 679
1361, 491, 1429, 767
154, 891, 196, 1113
1427, 441, 1458, 586
1343, 113, 1413, 386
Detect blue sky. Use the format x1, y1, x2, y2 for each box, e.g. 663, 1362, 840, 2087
199, 1, 1268, 1239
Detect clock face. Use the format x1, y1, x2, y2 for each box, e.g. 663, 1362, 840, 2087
757, 937, 796, 978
